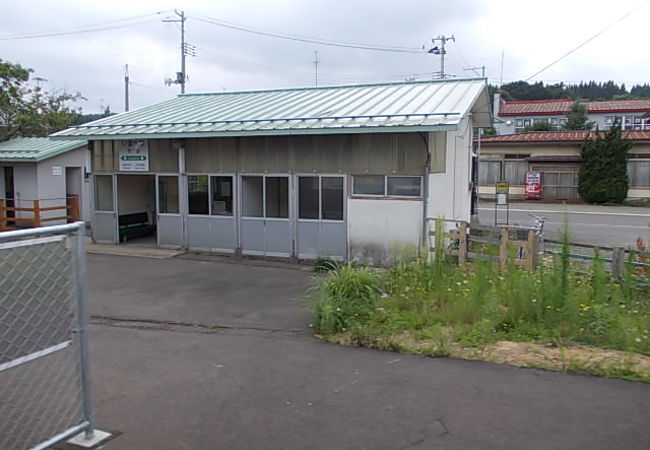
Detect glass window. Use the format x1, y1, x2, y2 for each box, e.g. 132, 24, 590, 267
321, 177, 343, 220
242, 176, 263, 217
265, 176, 289, 218
188, 175, 209, 215
94, 175, 113, 211
387, 177, 421, 197
211, 176, 233, 216
299, 177, 319, 219
158, 176, 179, 214
353, 175, 384, 195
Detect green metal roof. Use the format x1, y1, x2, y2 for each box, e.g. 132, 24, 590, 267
0, 137, 87, 162
52, 78, 492, 140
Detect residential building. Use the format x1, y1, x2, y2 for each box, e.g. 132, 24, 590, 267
493, 94, 650, 135
477, 131, 650, 201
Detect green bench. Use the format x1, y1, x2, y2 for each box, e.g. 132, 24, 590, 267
118, 212, 156, 242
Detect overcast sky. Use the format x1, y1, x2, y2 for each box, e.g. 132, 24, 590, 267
2, 0, 648, 113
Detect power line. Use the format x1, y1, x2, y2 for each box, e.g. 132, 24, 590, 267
194, 45, 436, 84
0, 11, 171, 40
192, 14, 424, 53
525, 0, 650, 81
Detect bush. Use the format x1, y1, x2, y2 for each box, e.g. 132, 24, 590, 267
578, 124, 631, 203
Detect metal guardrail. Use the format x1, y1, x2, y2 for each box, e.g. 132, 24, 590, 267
0, 222, 95, 450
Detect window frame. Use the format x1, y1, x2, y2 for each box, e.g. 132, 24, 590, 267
297, 174, 345, 222
186, 173, 235, 217
351, 175, 423, 199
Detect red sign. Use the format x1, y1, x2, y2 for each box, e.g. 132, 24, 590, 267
525, 171, 542, 200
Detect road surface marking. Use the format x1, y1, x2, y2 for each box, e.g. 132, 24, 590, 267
478, 208, 650, 218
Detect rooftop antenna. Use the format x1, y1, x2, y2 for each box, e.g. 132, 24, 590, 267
499, 51, 505, 87
314, 51, 319, 87
427, 35, 454, 79
463, 66, 486, 77
124, 64, 129, 111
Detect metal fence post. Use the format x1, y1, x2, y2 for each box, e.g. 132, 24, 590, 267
73, 223, 95, 439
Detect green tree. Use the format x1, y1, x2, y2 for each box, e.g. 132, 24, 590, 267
0, 59, 84, 141
578, 123, 631, 203
523, 120, 556, 132
563, 100, 594, 130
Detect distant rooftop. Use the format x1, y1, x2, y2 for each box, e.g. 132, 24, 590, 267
498, 98, 650, 116
480, 130, 650, 144
0, 137, 87, 162
52, 78, 492, 140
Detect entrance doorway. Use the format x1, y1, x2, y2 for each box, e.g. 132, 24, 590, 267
4, 167, 14, 219
65, 167, 82, 222
239, 175, 291, 257
116, 174, 157, 245
296, 175, 346, 259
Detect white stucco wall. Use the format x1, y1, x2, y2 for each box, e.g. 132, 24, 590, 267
36, 146, 90, 223
427, 116, 473, 222
347, 198, 423, 265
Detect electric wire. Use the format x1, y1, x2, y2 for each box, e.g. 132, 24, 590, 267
525, 0, 650, 81
194, 45, 436, 85
0, 11, 171, 40
191, 13, 424, 54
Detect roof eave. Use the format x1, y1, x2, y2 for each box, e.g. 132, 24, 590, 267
51, 124, 459, 141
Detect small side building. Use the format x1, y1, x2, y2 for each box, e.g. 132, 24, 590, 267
478, 131, 650, 201
52, 79, 492, 263
0, 137, 90, 229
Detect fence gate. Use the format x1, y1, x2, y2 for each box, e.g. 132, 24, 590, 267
0, 223, 94, 450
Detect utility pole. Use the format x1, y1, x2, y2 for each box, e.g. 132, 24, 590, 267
124, 64, 129, 112
163, 10, 188, 93
427, 35, 454, 79
314, 51, 319, 87
463, 66, 486, 77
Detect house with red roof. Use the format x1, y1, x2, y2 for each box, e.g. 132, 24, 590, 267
477, 131, 650, 201
493, 94, 650, 135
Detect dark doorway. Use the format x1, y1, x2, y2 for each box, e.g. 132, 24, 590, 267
4, 166, 14, 218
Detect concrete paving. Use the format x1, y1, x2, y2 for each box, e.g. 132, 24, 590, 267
80, 254, 650, 450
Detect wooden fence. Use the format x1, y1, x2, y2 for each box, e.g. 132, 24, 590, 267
0, 196, 80, 231
429, 218, 539, 270
428, 218, 649, 278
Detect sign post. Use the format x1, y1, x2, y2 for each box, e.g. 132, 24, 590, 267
494, 181, 509, 225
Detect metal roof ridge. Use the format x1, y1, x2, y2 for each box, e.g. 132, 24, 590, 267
65, 112, 463, 129
177, 77, 487, 97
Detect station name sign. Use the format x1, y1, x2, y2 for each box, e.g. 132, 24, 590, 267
119, 140, 149, 172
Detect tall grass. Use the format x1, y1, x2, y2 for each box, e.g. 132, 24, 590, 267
310, 241, 650, 356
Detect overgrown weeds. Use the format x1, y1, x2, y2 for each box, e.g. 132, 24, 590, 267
310, 237, 650, 381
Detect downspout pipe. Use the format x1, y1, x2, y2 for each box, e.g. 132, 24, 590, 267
418, 132, 431, 251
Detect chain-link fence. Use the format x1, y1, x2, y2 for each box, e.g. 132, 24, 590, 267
0, 222, 94, 450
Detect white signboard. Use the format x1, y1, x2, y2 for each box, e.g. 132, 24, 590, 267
51, 166, 63, 176
119, 140, 149, 172
496, 193, 508, 205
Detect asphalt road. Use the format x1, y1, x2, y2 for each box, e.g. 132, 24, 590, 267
69, 253, 650, 450
478, 203, 650, 247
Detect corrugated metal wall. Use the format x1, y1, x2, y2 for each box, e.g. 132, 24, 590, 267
91, 139, 178, 173
184, 132, 442, 175
92, 132, 447, 175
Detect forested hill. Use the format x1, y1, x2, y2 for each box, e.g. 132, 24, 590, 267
489, 81, 650, 101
